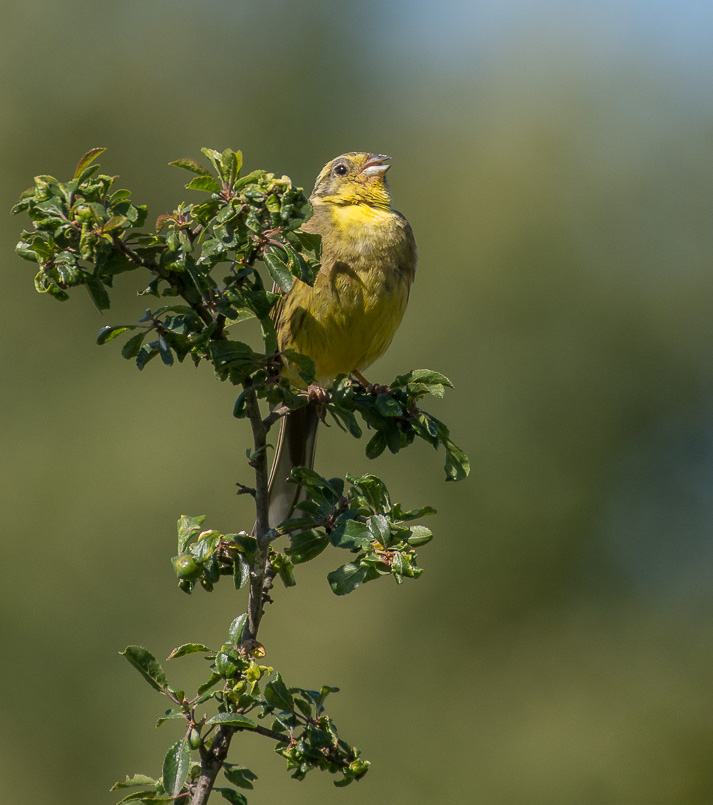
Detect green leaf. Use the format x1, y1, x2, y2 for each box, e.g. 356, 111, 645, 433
220, 147, 242, 186
162, 738, 191, 798
443, 436, 470, 482
155, 708, 185, 728
177, 514, 206, 553
169, 158, 212, 177
285, 529, 329, 564
233, 552, 250, 589
264, 248, 293, 292
111, 774, 158, 791
206, 713, 257, 729
233, 168, 265, 191
113, 790, 161, 804
392, 503, 437, 521
229, 613, 247, 644
259, 313, 278, 356
391, 369, 454, 389
330, 520, 373, 550
293, 229, 322, 261
208, 340, 260, 383
166, 643, 213, 660
273, 553, 296, 587
407, 525, 433, 546
187, 175, 221, 193
316, 684, 340, 712
198, 671, 222, 695
97, 324, 136, 345
200, 147, 223, 172
347, 472, 391, 512
368, 514, 391, 545
264, 673, 294, 712
120, 646, 169, 692
327, 404, 362, 438
74, 147, 106, 179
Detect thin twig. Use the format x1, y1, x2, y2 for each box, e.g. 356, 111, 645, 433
112, 234, 155, 269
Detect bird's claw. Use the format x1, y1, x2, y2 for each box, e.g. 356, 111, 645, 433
307, 384, 329, 405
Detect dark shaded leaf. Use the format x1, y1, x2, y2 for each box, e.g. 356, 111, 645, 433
223, 763, 257, 790
215, 789, 248, 805
374, 394, 402, 417
86, 275, 111, 311
365, 431, 386, 459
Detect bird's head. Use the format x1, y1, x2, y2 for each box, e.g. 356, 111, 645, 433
311, 152, 392, 208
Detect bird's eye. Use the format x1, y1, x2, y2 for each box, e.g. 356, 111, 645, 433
333, 164, 348, 177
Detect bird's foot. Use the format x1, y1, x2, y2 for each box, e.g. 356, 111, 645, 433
307, 383, 329, 406
307, 383, 330, 424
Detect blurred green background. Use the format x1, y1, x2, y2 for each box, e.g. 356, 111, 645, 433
3, 1, 713, 802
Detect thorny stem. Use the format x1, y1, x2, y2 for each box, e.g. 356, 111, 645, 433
190, 383, 274, 805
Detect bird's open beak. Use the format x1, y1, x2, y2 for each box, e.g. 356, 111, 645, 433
360, 155, 391, 177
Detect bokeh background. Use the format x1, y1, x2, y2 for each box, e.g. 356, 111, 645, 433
3, 1, 713, 802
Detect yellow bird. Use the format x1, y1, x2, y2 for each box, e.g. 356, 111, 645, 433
267, 152, 417, 527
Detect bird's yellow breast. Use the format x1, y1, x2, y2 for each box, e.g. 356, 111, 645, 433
276, 199, 416, 385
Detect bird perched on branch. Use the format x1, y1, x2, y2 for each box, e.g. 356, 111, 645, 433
267, 152, 417, 527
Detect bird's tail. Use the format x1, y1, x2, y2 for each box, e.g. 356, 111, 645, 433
266, 404, 320, 528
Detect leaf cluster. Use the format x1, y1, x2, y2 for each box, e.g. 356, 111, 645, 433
280, 470, 435, 595
170, 467, 436, 599
171, 515, 255, 594
325, 370, 470, 482
114, 616, 368, 803
14, 147, 319, 378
